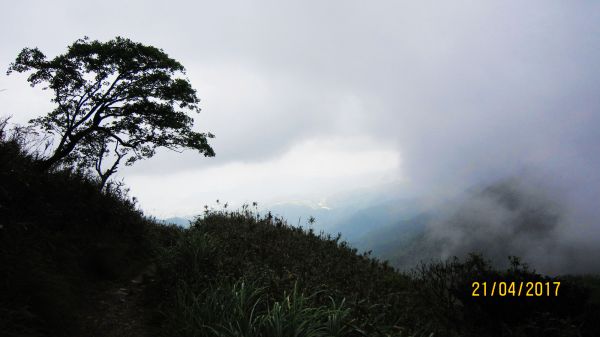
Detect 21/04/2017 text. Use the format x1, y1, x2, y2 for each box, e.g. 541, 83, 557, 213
471, 281, 560, 297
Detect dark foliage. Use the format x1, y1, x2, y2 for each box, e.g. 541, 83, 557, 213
151, 208, 412, 336
0, 122, 158, 336
152, 207, 600, 337
410, 254, 600, 336
2, 119, 599, 337
7, 37, 214, 188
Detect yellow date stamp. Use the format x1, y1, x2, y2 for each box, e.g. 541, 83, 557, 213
471, 281, 560, 297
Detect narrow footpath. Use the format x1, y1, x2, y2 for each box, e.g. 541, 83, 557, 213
80, 264, 157, 337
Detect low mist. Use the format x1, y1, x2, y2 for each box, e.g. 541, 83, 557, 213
400, 175, 600, 275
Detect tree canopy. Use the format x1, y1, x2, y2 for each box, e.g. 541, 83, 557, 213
7, 36, 214, 188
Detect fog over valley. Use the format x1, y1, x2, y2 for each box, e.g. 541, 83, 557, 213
2, 0, 600, 274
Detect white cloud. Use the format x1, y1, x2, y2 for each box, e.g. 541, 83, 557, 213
125, 136, 400, 217
2, 0, 600, 231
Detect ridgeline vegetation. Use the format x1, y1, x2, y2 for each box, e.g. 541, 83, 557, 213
2, 120, 600, 337
2, 38, 600, 337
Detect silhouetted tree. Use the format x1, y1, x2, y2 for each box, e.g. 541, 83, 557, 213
7, 36, 214, 188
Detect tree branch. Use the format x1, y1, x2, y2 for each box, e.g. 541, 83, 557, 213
96, 127, 135, 148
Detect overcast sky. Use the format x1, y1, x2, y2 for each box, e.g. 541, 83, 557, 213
2, 1, 600, 222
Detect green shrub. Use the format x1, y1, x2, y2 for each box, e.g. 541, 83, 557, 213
153, 208, 600, 337
168, 280, 356, 337
152, 209, 415, 336
410, 254, 591, 337
0, 119, 159, 336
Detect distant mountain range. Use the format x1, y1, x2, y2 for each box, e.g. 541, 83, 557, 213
157, 175, 594, 274
158, 216, 193, 227
157, 195, 431, 269
264, 197, 431, 269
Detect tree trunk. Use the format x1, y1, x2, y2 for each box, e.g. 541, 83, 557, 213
37, 127, 97, 171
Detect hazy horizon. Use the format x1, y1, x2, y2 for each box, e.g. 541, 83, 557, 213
2, 1, 600, 273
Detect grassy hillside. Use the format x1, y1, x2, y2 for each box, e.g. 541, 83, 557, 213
150, 207, 411, 337
151, 209, 600, 337
2, 122, 600, 337
0, 121, 166, 336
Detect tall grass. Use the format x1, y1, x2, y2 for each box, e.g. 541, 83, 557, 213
4, 116, 599, 337
152, 207, 600, 337
0, 116, 160, 336
171, 280, 354, 337
152, 209, 415, 336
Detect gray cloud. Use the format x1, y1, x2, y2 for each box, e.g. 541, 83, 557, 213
2, 1, 600, 272
423, 177, 587, 275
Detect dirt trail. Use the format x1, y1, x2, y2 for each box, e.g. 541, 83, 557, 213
80, 264, 157, 337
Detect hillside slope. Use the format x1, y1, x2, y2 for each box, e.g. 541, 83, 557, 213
0, 124, 163, 336
2, 124, 600, 337
150, 208, 600, 337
